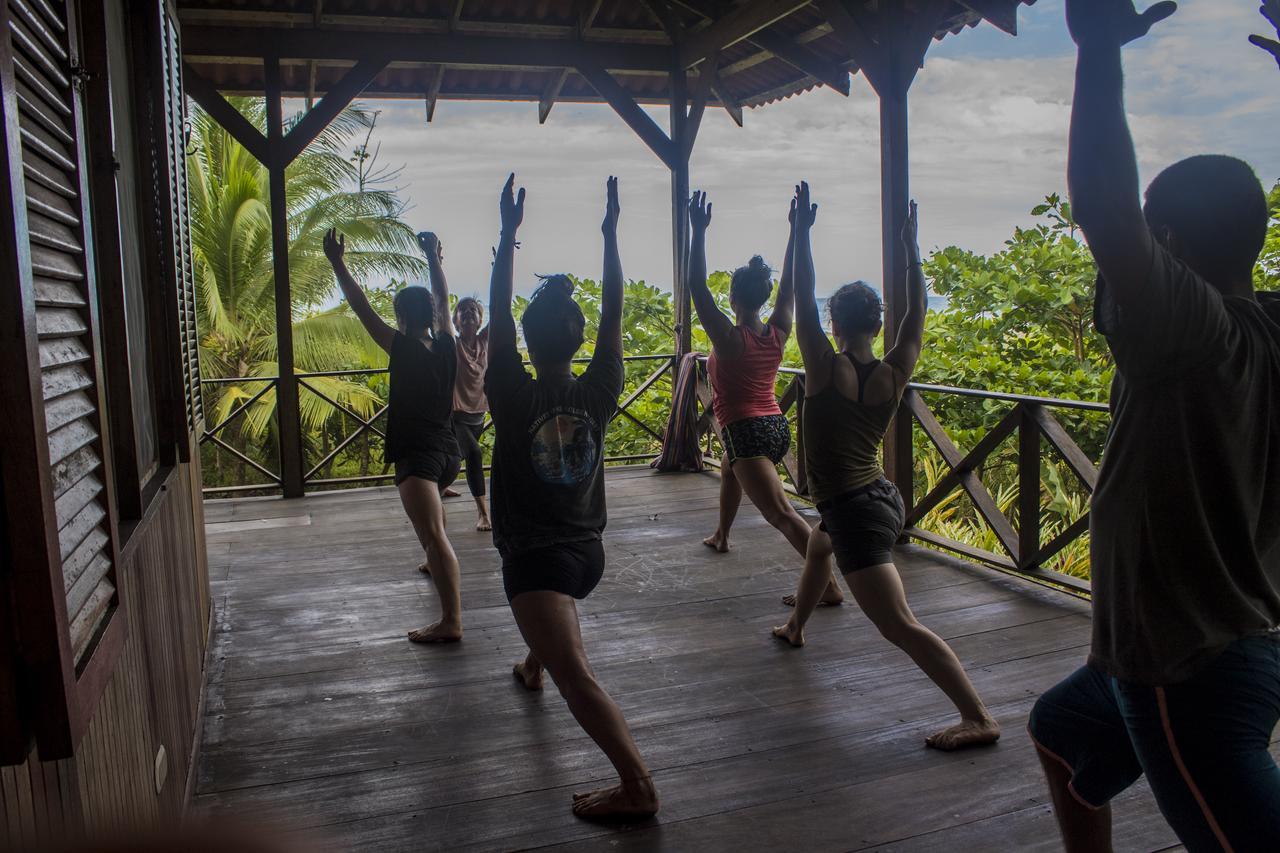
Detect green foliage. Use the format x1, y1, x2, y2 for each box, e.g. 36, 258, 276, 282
1255, 181, 1280, 292
193, 98, 425, 488
910, 194, 1112, 578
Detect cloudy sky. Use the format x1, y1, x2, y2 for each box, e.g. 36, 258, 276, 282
351, 0, 1280, 301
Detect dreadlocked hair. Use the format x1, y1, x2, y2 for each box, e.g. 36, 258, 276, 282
522, 274, 585, 362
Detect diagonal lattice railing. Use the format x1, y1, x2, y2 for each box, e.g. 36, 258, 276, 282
199, 354, 677, 495
694, 361, 1106, 594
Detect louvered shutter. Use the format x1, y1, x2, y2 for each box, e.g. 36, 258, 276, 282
159, 3, 202, 435
10, 0, 117, 666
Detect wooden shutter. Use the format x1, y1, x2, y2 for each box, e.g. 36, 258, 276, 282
11, 0, 118, 665
159, 3, 202, 436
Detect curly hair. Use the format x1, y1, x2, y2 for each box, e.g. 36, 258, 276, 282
730, 255, 773, 314
522, 274, 585, 362
827, 281, 882, 336
393, 285, 435, 335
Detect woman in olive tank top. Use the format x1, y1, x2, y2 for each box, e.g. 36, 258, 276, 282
771, 186, 999, 752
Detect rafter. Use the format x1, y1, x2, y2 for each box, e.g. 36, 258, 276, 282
671, 0, 850, 95
181, 61, 269, 163
538, 67, 570, 123
425, 64, 446, 122
815, 0, 887, 92
678, 0, 810, 70
956, 0, 1021, 35
575, 56, 677, 169
682, 60, 718, 159
578, 0, 604, 37
182, 26, 672, 73
283, 56, 390, 163
305, 0, 324, 108
450, 0, 465, 31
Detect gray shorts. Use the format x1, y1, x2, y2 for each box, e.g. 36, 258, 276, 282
817, 477, 905, 573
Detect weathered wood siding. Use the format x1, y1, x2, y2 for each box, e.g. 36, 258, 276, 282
2, 462, 210, 846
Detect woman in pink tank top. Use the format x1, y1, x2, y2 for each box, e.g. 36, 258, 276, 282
689, 191, 843, 607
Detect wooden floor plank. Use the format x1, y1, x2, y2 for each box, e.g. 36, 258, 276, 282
195, 468, 1174, 852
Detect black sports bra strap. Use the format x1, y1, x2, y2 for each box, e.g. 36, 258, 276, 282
844, 353, 881, 404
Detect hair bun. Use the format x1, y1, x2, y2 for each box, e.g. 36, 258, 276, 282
747, 255, 767, 273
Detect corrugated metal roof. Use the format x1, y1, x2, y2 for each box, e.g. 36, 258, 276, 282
177, 1, 1037, 113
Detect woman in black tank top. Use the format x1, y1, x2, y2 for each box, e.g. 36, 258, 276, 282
324, 229, 465, 646
771, 186, 999, 752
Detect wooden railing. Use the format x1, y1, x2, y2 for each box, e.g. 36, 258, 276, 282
695, 361, 1105, 594
198, 353, 677, 497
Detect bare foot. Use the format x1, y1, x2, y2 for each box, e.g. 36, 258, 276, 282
476, 516, 492, 532
781, 591, 844, 608
702, 531, 729, 553
512, 660, 544, 691
407, 620, 462, 644
571, 777, 659, 821
771, 622, 804, 647
442, 486, 461, 498
417, 560, 432, 576
925, 717, 1001, 751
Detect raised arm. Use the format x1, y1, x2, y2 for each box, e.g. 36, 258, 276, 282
791, 182, 836, 389
596, 176, 624, 358
884, 201, 927, 384
1251, 0, 1280, 70
419, 231, 455, 338
324, 228, 395, 353
1065, 0, 1176, 305
767, 203, 797, 337
488, 173, 525, 359
686, 192, 737, 353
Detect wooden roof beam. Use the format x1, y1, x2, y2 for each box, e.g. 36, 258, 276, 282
449, 0, 465, 31
682, 59, 718, 159
671, 0, 849, 95
956, 0, 1021, 35
575, 57, 677, 170
815, 0, 888, 92
578, 0, 604, 36
678, 0, 810, 70
284, 56, 390, 163
181, 25, 672, 72
538, 67, 570, 123
425, 64, 446, 122
182, 61, 269, 163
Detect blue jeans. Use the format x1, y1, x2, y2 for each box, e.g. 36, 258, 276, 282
1029, 635, 1280, 852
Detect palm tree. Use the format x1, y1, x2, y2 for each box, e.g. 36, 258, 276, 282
188, 98, 426, 484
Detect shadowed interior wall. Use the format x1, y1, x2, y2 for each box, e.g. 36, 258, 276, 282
1, 463, 210, 847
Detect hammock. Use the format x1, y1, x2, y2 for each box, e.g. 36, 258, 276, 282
651, 352, 710, 473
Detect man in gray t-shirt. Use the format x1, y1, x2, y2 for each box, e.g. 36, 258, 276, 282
1028, 3, 1280, 852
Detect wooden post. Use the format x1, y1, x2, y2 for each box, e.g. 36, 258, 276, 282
264, 56, 305, 498
879, 74, 913, 506
670, 65, 692, 360
1018, 404, 1041, 569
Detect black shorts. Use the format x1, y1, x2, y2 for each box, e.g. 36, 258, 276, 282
818, 477, 905, 573
721, 414, 790, 465
502, 539, 605, 603
393, 449, 461, 489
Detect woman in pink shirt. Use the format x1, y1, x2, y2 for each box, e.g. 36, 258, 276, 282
690, 191, 843, 607
420, 232, 491, 534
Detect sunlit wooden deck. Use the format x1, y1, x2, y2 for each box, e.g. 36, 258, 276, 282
194, 467, 1181, 852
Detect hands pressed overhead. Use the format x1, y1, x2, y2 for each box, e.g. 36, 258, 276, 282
1064, 0, 1177, 47
1252, 0, 1280, 68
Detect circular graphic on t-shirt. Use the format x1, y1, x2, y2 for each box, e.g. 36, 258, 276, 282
530, 413, 599, 485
